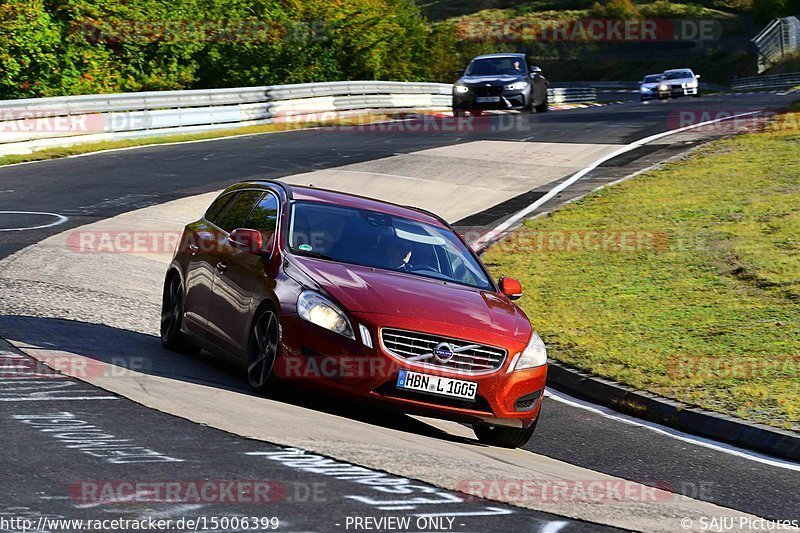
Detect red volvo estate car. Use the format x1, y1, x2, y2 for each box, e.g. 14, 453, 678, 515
161, 181, 547, 447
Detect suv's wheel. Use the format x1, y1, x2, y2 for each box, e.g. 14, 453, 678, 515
247, 306, 280, 394
473, 419, 538, 448
161, 274, 200, 354
535, 100, 549, 113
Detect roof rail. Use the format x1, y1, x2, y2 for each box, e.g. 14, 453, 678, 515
244, 179, 294, 200
404, 205, 448, 226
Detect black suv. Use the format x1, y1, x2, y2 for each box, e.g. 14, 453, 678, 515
453, 53, 548, 116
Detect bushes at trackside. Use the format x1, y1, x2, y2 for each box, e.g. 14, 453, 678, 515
0, 0, 457, 99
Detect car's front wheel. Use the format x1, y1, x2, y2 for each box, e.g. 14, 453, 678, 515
535, 100, 549, 113
247, 306, 280, 394
473, 419, 538, 448
160, 273, 200, 355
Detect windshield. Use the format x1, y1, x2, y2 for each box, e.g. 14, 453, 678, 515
465, 57, 525, 76
663, 71, 693, 80
643, 75, 661, 83
288, 201, 494, 291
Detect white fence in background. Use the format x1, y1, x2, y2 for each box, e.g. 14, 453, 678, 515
752, 16, 800, 73
0, 81, 597, 157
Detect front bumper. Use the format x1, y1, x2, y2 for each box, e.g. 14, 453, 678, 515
275, 312, 546, 428
453, 89, 530, 111
661, 84, 699, 98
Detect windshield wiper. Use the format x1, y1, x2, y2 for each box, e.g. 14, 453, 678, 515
291, 249, 336, 261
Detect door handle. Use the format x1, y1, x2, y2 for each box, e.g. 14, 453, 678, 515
216, 261, 228, 273
188, 243, 199, 253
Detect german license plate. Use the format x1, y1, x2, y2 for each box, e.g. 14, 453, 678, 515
397, 370, 477, 400
475, 96, 501, 103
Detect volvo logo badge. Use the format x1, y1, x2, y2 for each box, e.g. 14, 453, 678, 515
433, 342, 455, 362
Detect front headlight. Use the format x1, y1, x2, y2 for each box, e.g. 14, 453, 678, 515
505, 81, 529, 91
659, 84, 668, 91
687, 80, 698, 88
454, 85, 470, 94
297, 291, 354, 339
514, 332, 547, 370
640, 86, 651, 92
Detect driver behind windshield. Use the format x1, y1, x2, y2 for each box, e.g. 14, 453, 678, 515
468, 58, 523, 76
382, 236, 413, 271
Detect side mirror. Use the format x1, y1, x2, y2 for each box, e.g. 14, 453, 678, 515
637, 81, 643, 85
229, 228, 264, 254
695, 74, 701, 79
499, 276, 523, 300
455, 68, 465, 77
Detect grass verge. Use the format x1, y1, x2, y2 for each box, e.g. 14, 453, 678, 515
0, 113, 395, 167
484, 110, 800, 431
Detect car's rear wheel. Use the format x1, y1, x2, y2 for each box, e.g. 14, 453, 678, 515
473, 419, 538, 448
160, 274, 200, 354
247, 306, 280, 394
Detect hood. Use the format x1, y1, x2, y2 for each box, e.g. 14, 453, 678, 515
288, 256, 530, 340
459, 74, 526, 86
641, 82, 660, 89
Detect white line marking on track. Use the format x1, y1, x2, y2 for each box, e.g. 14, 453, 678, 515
0, 396, 118, 401
540, 521, 571, 533
0, 211, 68, 232
544, 388, 800, 472
472, 110, 762, 250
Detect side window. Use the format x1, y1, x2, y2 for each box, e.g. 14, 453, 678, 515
205, 193, 234, 224
215, 191, 263, 233
244, 193, 279, 235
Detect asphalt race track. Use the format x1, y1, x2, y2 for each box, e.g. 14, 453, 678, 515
1, 92, 799, 532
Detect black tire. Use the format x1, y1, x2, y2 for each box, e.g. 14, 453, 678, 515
160, 273, 200, 355
535, 101, 549, 113
473, 419, 538, 448
247, 305, 280, 394
469, 109, 483, 117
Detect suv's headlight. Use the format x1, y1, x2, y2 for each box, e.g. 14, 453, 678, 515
514, 332, 547, 370
455, 85, 470, 94
297, 291, 354, 339
659, 84, 668, 91
505, 81, 529, 91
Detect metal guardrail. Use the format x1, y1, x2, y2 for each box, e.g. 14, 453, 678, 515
752, 17, 800, 73
0, 82, 596, 156
731, 72, 800, 91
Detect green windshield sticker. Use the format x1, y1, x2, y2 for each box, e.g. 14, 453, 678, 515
298, 244, 313, 252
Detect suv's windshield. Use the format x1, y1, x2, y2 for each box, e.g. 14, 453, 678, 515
643, 75, 661, 83
465, 57, 525, 76
288, 201, 493, 291
663, 71, 693, 80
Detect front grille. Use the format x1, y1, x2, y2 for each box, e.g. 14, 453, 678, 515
380, 328, 506, 374
472, 85, 504, 97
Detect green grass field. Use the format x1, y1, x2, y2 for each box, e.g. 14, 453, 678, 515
484, 111, 800, 430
